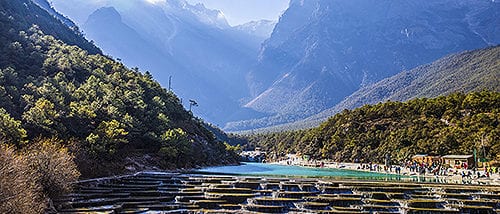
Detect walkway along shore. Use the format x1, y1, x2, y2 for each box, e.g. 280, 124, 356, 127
272, 158, 500, 186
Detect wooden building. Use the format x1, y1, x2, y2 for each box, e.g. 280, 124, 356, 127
441, 155, 474, 169
411, 154, 440, 165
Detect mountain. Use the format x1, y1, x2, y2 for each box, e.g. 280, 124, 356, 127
31, 0, 78, 29
83, 6, 182, 86
49, 0, 264, 125
235, 20, 277, 41
0, 0, 101, 55
226, 0, 499, 131
256, 45, 500, 132
305, 45, 500, 124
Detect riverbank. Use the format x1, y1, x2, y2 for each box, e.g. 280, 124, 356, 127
273, 159, 500, 185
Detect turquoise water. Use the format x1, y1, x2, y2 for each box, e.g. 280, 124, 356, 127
195, 162, 405, 180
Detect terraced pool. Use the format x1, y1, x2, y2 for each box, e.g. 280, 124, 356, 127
53, 172, 500, 213
196, 162, 404, 179
196, 162, 496, 185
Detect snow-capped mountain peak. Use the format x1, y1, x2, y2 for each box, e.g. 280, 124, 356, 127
187, 2, 230, 29
235, 20, 277, 38
158, 0, 230, 29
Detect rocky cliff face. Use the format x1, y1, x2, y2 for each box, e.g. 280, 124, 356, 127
226, 0, 499, 131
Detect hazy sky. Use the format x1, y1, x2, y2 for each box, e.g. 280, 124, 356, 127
185, 0, 290, 26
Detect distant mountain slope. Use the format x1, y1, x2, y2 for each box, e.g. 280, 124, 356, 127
0, 0, 101, 55
252, 45, 500, 133
227, 0, 499, 131
307, 45, 500, 123
83, 7, 182, 82
235, 20, 276, 41
31, 0, 78, 29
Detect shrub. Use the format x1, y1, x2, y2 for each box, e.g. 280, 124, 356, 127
21, 138, 80, 199
0, 107, 27, 147
0, 144, 44, 213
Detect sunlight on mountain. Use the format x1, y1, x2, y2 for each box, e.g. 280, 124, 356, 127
145, 0, 164, 4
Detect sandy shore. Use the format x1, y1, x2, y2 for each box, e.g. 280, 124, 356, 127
273, 159, 500, 185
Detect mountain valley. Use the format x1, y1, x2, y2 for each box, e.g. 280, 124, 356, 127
43, 0, 500, 131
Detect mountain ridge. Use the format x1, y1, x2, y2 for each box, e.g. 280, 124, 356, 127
246, 91, 500, 165
240, 45, 500, 133
308, 45, 500, 123
234, 20, 277, 42
31, 0, 78, 29
0, 0, 101, 55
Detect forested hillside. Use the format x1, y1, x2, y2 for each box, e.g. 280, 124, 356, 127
0, 25, 236, 167
0, 1, 238, 212
0, 0, 100, 55
306, 45, 500, 125
247, 91, 500, 164
242, 45, 500, 133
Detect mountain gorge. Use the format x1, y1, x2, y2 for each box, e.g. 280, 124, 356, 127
45, 0, 499, 132
3, 0, 500, 212
50, 0, 269, 125
226, 0, 499, 131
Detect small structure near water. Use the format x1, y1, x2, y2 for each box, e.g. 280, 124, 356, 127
240, 147, 266, 162
412, 154, 475, 169
411, 154, 441, 165
442, 155, 475, 169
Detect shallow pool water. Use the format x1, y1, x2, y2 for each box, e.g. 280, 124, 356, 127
195, 163, 496, 184
195, 162, 404, 180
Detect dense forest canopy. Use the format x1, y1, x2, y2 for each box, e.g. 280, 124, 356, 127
247, 91, 500, 164
0, 14, 238, 173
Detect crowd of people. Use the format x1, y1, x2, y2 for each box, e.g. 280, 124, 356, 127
276, 155, 500, 182
400, 160, 499, 179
